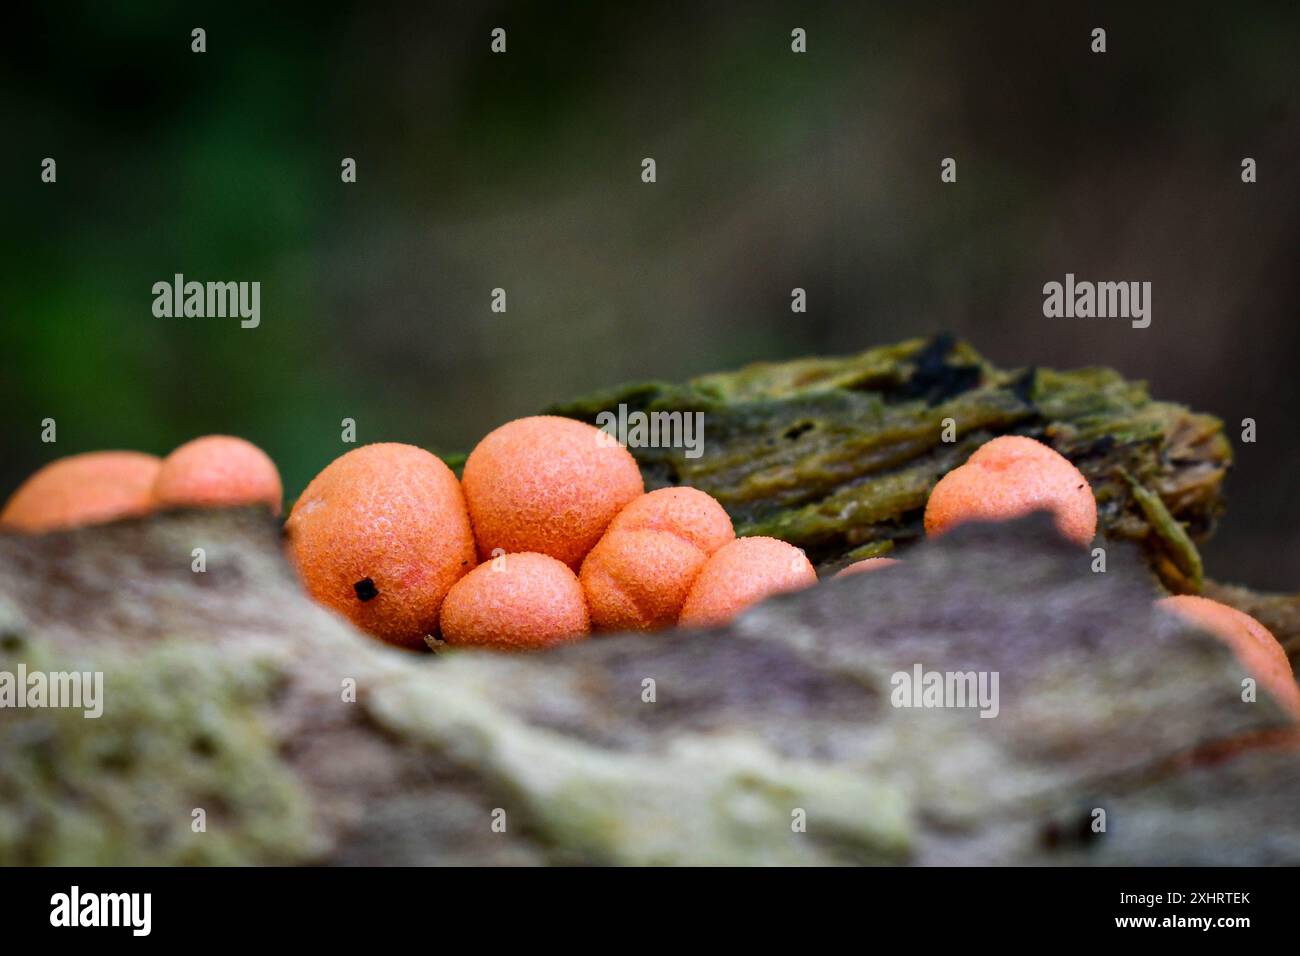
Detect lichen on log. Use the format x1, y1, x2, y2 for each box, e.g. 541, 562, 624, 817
1, 509, 1296, 865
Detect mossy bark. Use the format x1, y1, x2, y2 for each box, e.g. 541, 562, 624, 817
549, 335, 1229, 592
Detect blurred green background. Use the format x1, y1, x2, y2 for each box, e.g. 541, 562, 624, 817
2, 2, 1298, 587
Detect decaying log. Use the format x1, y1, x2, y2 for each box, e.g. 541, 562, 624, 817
2, 340, 1294, 865
1, 509, 1295, 865
547, 335, 1300, 654
548, 334, 1231, 593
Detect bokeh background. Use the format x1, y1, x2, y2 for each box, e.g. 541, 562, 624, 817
2, 2, 1297, 587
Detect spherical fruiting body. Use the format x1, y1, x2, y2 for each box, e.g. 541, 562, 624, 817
440, 552, 590, 650
966, 434, 1064, 467
924, 435, 1096, 546
1158, 594, 1300, 719
462, 416, 644, 568
153, 435, 283, 515
834, 557, 901, 578
582, 528, 709, 631
678, 536, 817, 628
604, 487, 735, 555
1, 451, 161, 533
286, 443, 476, 649
581, 488, 735, 632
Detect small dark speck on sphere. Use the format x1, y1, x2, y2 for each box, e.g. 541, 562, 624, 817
354, 577, 380, 602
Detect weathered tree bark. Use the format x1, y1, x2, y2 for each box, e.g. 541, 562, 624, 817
1, 510, 1296, 865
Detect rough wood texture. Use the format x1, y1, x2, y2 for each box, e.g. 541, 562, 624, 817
548, 334, 1231, 593
1, 509, 1295, 865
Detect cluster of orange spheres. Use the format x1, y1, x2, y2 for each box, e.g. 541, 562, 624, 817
3, 425, 1296, 716
0, 436, 281, 533
286, 416, 816, 651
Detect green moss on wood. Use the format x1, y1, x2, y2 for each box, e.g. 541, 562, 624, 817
549, 335, 1230, 588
